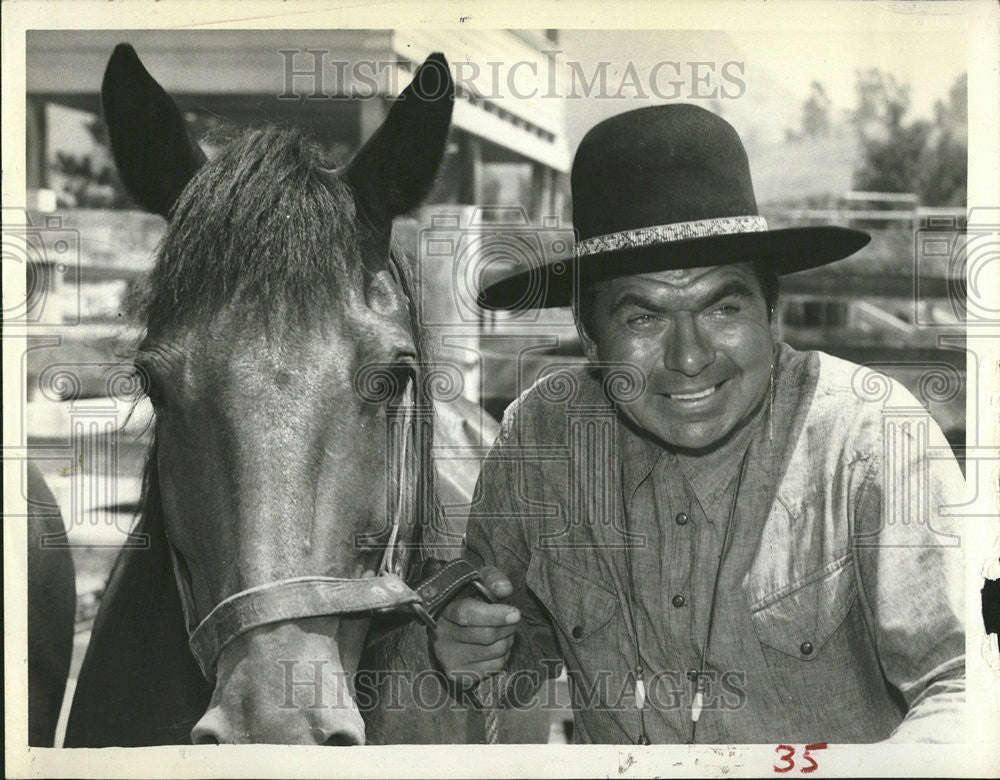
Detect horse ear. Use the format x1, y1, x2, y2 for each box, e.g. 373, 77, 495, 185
101, 44, 206, 218
345, 52, 454, 221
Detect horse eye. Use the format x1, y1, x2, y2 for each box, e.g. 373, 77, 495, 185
134, 362, 167, 408
356, 358, 416, 405
389, 359, 416, 404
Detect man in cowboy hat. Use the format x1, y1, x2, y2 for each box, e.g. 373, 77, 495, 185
431, 104, 965, 744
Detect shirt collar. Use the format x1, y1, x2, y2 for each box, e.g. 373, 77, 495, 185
618, 415, 666, 502
675, 398, 766, 513
617, 402, 765, 511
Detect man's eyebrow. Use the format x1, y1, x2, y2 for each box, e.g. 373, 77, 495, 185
607, 293, 664, 317
700, 279, 758, 309
606, 279, 758, 317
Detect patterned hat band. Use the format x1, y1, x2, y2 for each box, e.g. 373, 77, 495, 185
574, 215, 769, 258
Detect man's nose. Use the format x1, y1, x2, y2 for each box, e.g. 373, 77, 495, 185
663, 316, 714, 376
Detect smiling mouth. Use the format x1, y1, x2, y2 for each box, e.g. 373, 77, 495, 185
666, 382, 723, 401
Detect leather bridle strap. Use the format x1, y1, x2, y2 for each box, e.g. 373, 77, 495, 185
175, 556, 491, 681
186, 573, 423, 680
364, 558, 496, 648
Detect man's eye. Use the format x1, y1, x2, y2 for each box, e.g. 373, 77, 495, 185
712, 303, 740, 316
626, 314, 658, 330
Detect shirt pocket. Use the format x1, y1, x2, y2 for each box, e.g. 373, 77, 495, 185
525, 553, 629, 733
526, 552, 617, 645
749, 552, 857, 661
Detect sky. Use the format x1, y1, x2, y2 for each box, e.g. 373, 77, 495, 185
553, 29, 967, 203
557, 29, 968, 150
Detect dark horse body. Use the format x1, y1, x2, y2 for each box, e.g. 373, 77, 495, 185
27, 462, 76, 746
66, 44, 546, 745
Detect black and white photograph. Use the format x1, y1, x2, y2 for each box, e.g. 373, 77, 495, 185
3, 1, 999, 777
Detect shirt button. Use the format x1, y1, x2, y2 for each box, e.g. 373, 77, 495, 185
572, 625, 584, 640
671, 594, 686, 608
800, 641, 814, 656
675, 512, 689, 526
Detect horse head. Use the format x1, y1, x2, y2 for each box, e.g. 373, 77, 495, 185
101, 43, 453, 744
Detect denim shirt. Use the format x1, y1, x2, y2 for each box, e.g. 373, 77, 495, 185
464, 344, 965, 743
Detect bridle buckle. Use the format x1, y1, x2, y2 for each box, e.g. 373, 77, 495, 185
409, 601, 438, 637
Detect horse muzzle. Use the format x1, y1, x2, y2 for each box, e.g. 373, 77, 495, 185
190, 615, 368, 745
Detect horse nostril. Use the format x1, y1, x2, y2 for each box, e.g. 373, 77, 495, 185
324, 731, 363, 746
190, 726, 221, 745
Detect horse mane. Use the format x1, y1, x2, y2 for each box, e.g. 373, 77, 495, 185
128, 121, 441, 700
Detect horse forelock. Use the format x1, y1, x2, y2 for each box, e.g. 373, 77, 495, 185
129, 124, 378, 335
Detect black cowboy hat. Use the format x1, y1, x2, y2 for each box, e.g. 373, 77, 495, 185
477, 103, 870, 310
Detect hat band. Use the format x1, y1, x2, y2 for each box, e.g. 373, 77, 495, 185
574, 215, 768, 258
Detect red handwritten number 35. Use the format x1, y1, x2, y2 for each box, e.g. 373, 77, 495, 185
774, 743, 828, 773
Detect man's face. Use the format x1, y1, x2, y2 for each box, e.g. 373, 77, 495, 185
578, 263, 777, 451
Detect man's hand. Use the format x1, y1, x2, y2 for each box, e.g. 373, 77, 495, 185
431, 566, 521, 688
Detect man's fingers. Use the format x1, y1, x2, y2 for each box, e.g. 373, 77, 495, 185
438, 624, 514, 660
479, 565, 513, 599
443, 597, 520, 628
477, 635, 515, 661
437, 622, 517, 647
429, 567, 518, 687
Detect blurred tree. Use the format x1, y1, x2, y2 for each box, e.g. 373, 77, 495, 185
51, 116, 134, 209
785, 81, 833, 142
852, 70, 911, 138
801, 81, 832, 138
50, 110, 223, 209
851, 70, 967, 206
917, 74, 967, 207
